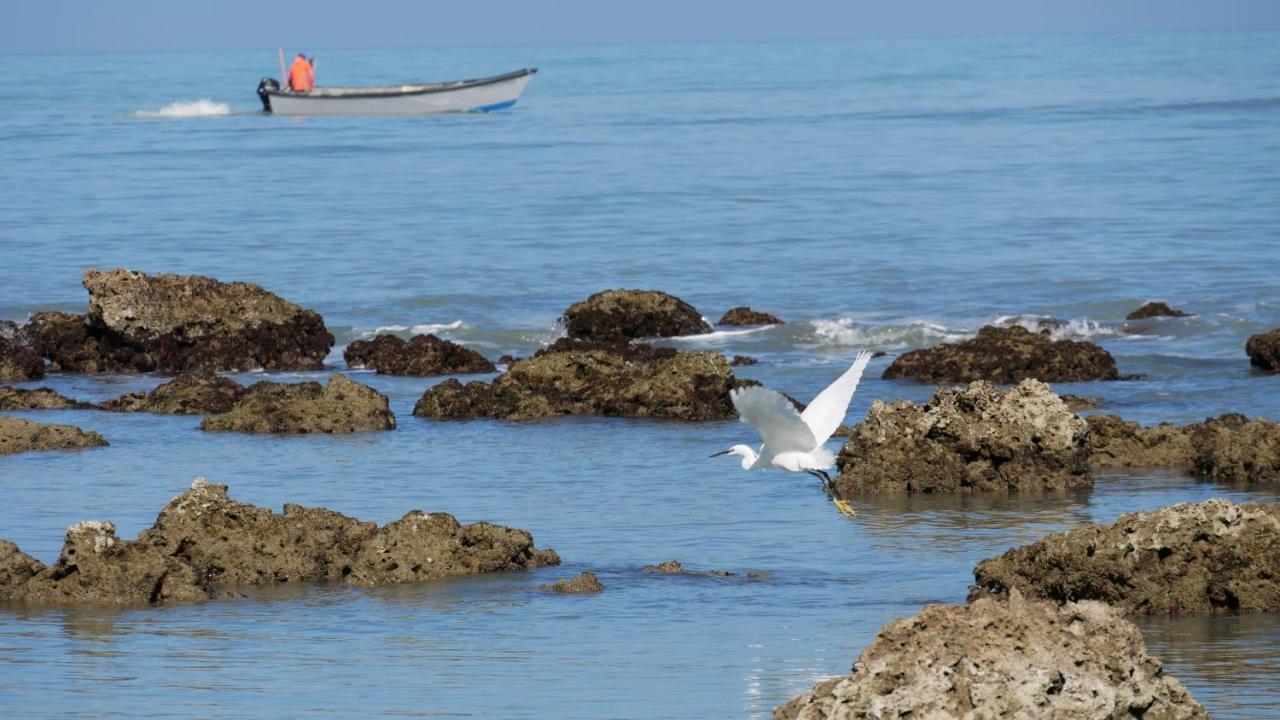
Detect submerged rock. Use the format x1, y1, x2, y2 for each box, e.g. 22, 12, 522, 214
730, 355, 757, 366
100, 372, 247, 414
718, 307, 783, 326
882, 325, 1121, 383
413, 341, 742, 421
643, 560, 687, 574
27, 269, 333, 373
0, 386, 92, 410
0, 416, 108, 456
2, 478, 560, 606
971, 499, 1280, 616
640, 560, 762, 578
344, 333, 495, 376
1246, 328, 1280, 372
1126, 302, 1191, 320
544, 571, 605, 594
201, 374, 394, 433
561, 289, 711, 342
834, 380, 1091, 496
1059, 393, 1100, 411
0, 335, 44, 382
773, 591, 1205, 719
1087, 413, 1280, 484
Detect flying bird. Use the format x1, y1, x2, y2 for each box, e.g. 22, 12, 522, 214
712, 351, 873, 517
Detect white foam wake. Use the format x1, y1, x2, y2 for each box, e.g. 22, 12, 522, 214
134, 99, 232, 119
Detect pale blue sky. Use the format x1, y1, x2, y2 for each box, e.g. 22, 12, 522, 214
4, 0, 1279, 53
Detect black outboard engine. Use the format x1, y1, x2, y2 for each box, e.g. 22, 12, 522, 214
257, 77, 280, 113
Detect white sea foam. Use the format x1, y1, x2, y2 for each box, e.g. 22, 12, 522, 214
992, 315, 1124, 341
134, 99, 232, 119
364, 320, 465, 337
810, 318, 969, 349
669, 326, 773, 343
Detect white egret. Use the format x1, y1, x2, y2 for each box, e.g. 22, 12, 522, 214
712, 350, 873, 517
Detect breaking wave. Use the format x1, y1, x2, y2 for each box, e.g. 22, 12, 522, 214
134, 99, 232, 119
364, 320, 465, 337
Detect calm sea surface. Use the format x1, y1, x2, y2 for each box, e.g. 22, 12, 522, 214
2, 32, 1279, 718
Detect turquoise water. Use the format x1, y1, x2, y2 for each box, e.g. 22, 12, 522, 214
2, 32, 1280, 718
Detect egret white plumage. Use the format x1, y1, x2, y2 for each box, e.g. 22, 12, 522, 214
712, 350, 873, 517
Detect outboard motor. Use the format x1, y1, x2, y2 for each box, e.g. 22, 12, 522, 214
257, 77, 280, 113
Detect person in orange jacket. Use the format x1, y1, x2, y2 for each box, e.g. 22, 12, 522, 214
287, 53, 314, 92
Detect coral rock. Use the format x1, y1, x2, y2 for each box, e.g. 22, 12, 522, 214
100, 372, 246, 414
201, 374, 395, 433
0, 416, 107, 456
344, 334, 495, 376
561, 289, 711, 342
882, 325, 1121, 383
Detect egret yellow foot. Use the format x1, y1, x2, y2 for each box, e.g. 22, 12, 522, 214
833, 498, 856, 517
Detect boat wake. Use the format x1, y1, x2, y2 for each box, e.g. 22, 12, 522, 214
134, 99, 232, 119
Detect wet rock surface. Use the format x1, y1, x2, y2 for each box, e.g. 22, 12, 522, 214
971, 499, 1280, 616
202, 374, 395, 433
26, 269, 333, 373
100, 372, 247, 414
344, 334, 495, 376
641, 560, 766, 578
561, 289, 711, 342
0, 386, 92, 410
1059, 393, 1100, 411
882, 325, 1122, 383
1126, 302, 1191, 320
0, 416, 108, 456
1087, 413, 1280, 484
718, 306, 783, 326
0, 335, 44, 382
773, 591, 1206, 720
413, 340, 743, 421
1247, 328, 1280, 372
1, 479, 560, 606
730, 355, 757, 366
544, 571, 605, 593
834, 380, 1091, 495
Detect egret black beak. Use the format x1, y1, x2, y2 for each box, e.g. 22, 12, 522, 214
710, 449, 731, 458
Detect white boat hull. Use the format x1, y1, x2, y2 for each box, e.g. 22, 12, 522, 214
262, 68, 535, 116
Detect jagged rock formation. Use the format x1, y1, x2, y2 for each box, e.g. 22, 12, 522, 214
25, 269, 333, 372
1126, 302, 1191, 320
834, 380, 1091, 495
1087, 413, 1280, 484
344, 334, 495, 376
718, 307, 783, 326
413, 339, 743, 421
0, 416, 107, 456
100, 372, 246, 414
544, 571, 605, 593
561, 289, 711, 342
0, 334, 44, 382
0, 478, 559, 606
1247, 328, 1280, 372
773, 591, 1206, 719
201, 374, 394, 433
971, 500, 1280, 616
882, 325, 1121, 383
0, 386, 91, 410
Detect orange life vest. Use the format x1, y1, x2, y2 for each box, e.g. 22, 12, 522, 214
287, 57, 314, 92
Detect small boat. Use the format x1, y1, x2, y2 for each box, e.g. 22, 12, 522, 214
256, 68, 537, 116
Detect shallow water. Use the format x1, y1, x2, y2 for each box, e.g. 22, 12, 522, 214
2, 31, 1280, 718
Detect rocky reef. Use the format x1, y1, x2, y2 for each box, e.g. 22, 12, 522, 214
718, 306, 783, 326
1126, 302, 1191, 320
0, 386, 91, 410
561, 289, 711, 342
834, 380, 1091, 495
413, 339, 742, 421
100, 372, 247, 414
882, 325, 1121, 383
201, 374, 395, 433
0, 416, 107, 456
1087, 413, 1280, 484
0, 334, 44, 382
774, 591, 1206, 719
971, 499, 1280, 616
1246, 328, 1280, 372
25, 269, 333, 373
344, 333, 495, 376
544, 571, 605, 593
0, 478, 560, 606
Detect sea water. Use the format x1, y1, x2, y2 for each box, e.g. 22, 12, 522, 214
1, 32, 1279, 718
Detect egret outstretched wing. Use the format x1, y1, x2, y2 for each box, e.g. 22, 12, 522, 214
730, 385, 816, 453
801, 350, 873, 445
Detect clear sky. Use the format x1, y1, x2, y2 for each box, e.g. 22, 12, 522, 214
4, 0, 1279, 53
